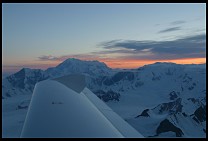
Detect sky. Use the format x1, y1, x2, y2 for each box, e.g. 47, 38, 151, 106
2, 3, 206, 76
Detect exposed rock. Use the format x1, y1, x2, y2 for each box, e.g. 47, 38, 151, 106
16, 100, 31, 110
194, 106, 206, 122
182, 112, 187, 117
94, 90, 120, 102
169, 91, 178, 100
156, 119, 184, 137
136, 109, 150, 118
153, 98, 183, 114
135, 81, 144, 87
103, 72, 134, 86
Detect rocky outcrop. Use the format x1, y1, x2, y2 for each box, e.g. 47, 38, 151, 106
156, 119, 184, 137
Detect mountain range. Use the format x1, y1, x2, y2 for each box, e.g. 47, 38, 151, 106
2, 58, 206, 138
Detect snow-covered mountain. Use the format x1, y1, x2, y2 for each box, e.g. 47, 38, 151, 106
2, 68, 49, 98
2, 58, 206, 138
2, 58, 112, 98
45, 58, 113, 78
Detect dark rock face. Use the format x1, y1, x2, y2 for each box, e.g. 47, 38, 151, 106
156, 119, 184, 137
5, 92, 11, 97
94, 77, 105, 86
182, 112, 187, 117
112, 72, 134, 82
182, 73, 192, 83
17, 105, 28, 109
188, 86, 194, 90
169, 91, 178, 100
193, 116, 200, 123
103, 78, 114, 86
135, 81, 144, 87
153, 98, 183, 114
136, 109, 150, 118
94, 90, 120, 102
103, 72, 134, 86
16, 100, 31, 110
152, 72, 161, 81
194, 106, 206, 122
6, 69, 49, 94
8, 69, 26, 89
27, 70, 48, 85
166, 68, 173, 75
188, 98, 198, 103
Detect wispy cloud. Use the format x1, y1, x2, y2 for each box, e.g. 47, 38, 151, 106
158, 26, 181, 33
38, 54, 101, 62
170, 20, 186, 25
38, 34, 206, 63
99, 34, 206, 60
38, 55, 59, 61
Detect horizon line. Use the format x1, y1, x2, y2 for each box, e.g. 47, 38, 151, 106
2, 57, 206, 76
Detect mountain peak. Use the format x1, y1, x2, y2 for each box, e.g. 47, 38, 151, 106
64, 58, 79, 61
140, 62, 176, 68
57, 58, 109, 68
45, 58, 111, 78
21, 67, 31, 71
153, 62, 176, 65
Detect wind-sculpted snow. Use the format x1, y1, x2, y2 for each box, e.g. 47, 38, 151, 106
2, 59, 206, 138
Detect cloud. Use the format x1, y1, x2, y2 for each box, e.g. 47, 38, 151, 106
99, 34, 206, 60
38, 54, 101, 62
38, 34, 206, 63
170, 20, 186, 25
38, 55, 58, 61
158, 26, 181, 33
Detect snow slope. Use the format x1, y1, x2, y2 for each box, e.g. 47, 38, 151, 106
45, 58, 113, 78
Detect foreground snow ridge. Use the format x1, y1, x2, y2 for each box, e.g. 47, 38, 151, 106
21, 74, 143, 138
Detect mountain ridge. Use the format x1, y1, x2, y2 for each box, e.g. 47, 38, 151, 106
2, 58, 206, 138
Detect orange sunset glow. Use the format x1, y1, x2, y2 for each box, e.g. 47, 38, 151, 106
40, 57, 205, 69
3, 58, 206, 74
99, 58, 206, 69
